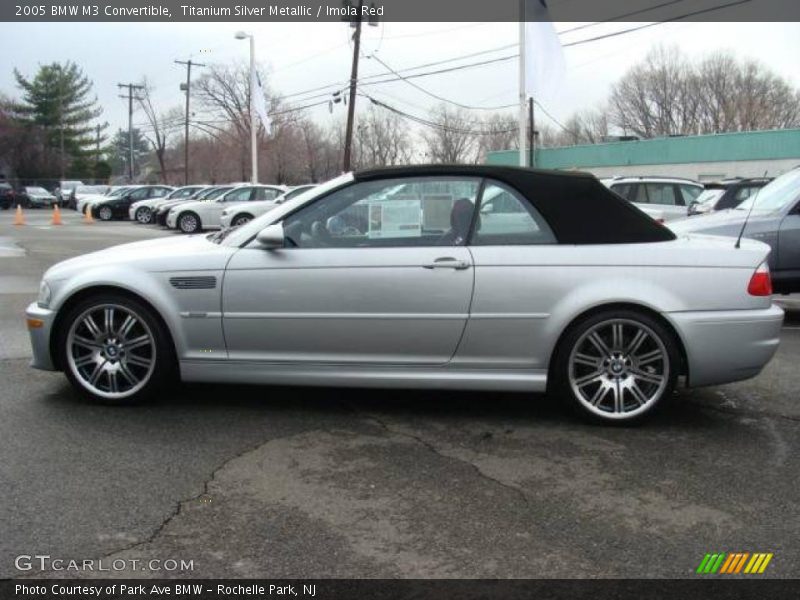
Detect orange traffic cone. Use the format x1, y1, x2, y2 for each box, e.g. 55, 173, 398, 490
83, 205, 94, 224
51, 205, 63, 226
13, 205, 25, 226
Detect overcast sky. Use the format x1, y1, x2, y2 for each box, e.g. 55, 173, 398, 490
1, 21, 799, 138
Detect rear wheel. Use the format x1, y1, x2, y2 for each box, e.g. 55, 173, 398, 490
553, 310, 679, 423
98, 205, 113, 221
178, 212, 201, 233
135, 207, 152, 224
58, 294, 175, 404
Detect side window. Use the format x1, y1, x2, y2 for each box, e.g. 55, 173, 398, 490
735, 186, 758, 201
610, 183, 631, 199
644, 183, 677, 206
131, 188, 151, 200
224, 188, 253, 203
632, 184, 649, 204
283, 177, 480, 249
471, 181, 556, 246
255, 188, 280, 201
153, 188, 169, 198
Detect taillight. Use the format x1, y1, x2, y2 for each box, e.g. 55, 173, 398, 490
748, 262, 772, 296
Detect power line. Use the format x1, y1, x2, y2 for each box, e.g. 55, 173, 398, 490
562, 0, 752, 47
557, 0, 692, 35
367, 54, 516, 111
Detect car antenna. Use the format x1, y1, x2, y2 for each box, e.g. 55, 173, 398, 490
734, 170, 768, 249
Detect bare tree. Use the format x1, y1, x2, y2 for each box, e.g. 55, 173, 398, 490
421, 104, 479, 164
358, 105, 413, 168
476, 112, 518, 161
135, 80, 181, 182
610, 46, 800, 138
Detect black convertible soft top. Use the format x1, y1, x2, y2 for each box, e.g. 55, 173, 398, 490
355, 165, 675, 245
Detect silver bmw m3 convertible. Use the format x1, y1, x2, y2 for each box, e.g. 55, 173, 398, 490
26, 166, 783, 423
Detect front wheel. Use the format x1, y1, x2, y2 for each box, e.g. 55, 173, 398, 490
58, 294, 175, 404
552, 310, 679, 423
135, 207, 152, 224
232, 214, 252, 227
98, 206, 113, 221
178, 212, 201, 233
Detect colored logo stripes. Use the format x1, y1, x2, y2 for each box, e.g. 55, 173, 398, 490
696, 552, 773, 574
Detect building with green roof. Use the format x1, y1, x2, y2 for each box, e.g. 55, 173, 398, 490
486, 128, 800, 182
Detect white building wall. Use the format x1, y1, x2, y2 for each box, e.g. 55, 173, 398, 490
579, 158, 799, 182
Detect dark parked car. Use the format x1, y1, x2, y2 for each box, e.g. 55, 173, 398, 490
17, 186, 59, 208
689, 178, 772, 215
0, 183, 15, 209
91, 185, 173, 221
671, 167, 800, 294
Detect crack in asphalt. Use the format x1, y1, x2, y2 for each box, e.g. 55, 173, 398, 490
340, 400, 533, 508
94, 427, 322, 563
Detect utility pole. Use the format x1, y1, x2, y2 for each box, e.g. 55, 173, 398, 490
528, 98, 535, 168
175, 59, 205, 185
118, 82, 145, 182
342, 0, 363, 173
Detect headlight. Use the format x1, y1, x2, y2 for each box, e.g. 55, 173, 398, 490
37, 280, 52, 308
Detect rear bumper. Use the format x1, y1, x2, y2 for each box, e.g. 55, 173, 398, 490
25, 303, 57, 371
668, 304, 784, 387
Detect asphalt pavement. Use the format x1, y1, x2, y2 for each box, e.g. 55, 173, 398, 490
1, 208, 799, 579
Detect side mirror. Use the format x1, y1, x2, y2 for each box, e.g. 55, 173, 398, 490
256, 223, 285, 249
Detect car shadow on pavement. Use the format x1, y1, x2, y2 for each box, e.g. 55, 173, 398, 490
42, 377, 730, 432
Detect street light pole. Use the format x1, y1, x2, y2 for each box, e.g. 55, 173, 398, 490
236, 31, 258, 184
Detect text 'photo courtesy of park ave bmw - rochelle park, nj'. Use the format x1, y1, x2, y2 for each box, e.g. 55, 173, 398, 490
1, 1, 800, 599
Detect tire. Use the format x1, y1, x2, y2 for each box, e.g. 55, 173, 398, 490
98, 205, 113, 221
551, 309, 679, 424
178, 212, 201, 234
232, 213, 253, 227
56, 293, 176, 405
135, 207, 152, 224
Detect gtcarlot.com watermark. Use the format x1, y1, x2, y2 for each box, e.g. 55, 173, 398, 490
15, 554, 194, 573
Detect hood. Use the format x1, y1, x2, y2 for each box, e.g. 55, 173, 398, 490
169, 200, 207, 213
223, 200, 277, 213
44, 234, 235, 281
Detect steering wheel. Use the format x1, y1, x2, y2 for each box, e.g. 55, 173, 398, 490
310, 220, 332, 246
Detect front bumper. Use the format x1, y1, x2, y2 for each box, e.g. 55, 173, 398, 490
669, 304, 784, 387
128, 205, 138, 220
166, 212, 178, 228
25, 302, 57, 371
219, 213, 232, 230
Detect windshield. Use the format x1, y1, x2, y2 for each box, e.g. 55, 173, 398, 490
26, 187, 49, 194
694, 189, 724, 207
216, 174, 353, 246
204, 186, 232, 200
736, 169, 800, 212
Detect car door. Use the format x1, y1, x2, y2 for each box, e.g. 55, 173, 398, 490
456, 179, 559, 370
777, 200, 800, 280
222, 176, 478, 365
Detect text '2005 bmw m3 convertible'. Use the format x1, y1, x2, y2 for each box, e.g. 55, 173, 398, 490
26, 165, 783, 423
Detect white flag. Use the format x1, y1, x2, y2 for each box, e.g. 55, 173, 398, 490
251, 69, 271, 135
524, 0, 565, 100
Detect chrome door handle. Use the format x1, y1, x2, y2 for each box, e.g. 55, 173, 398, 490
423, 257, 471, 270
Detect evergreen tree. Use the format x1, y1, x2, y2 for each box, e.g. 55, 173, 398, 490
13, 61, 106, 178
107, 128, 150, 177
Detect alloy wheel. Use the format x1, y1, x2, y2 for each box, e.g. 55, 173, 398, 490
232, 215, 251, 227
98, 206, 113, 221
66, 304, 157, 400
179, 214, 198, 233
136, 207, 152, 224
568, 318, 669, 419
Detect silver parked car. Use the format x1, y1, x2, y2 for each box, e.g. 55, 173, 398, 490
602, 176, 704, 222
670, 167, 800, 294
26, 166, 783, 423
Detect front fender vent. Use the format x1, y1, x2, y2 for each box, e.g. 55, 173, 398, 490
169, 276, 217, 290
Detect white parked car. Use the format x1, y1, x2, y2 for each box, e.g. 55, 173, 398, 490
167, 185, 286, 233
220, 185, 317, 229
601, 176, 704, 222
129, 185, 207, 224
